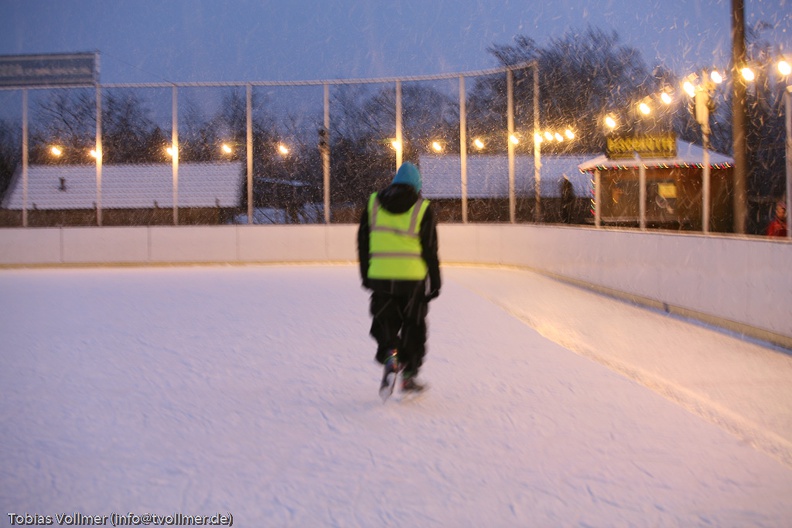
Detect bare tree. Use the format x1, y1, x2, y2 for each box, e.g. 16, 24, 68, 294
327, 82, 460, 207
30, 89, 96, 164
179, 96, 220, 162
101, 90, 158, 163
478, 27, 656, 153
0, 119, 21, 198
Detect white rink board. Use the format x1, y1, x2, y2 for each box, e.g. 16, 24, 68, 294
0, 224, 789, 346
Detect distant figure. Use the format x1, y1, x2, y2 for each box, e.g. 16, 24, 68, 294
357, 162, 441, 400
560, 175, 575, 224
766, 200, 787, 237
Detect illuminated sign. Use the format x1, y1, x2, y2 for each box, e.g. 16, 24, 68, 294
606, 133, 676, 160
0, 53, 98, 88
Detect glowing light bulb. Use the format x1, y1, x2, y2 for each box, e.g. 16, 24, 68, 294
779, 60, 792, 76
740, 67, 755, 82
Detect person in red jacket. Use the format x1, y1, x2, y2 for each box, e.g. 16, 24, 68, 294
766, 200, 787, 238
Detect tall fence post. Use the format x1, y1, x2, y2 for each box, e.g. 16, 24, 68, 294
246, 83, 253, 224
323, 83, 331, 224
638, 153, 647, 230
785, 86, 791, 238
96, 84, 103, 226
533, 63, 541, 223
171, 85, 179, 226
459, 75, 468, 224
595, 170, 602, 228
22, 88, 28, 228
507, 69, 515, 223
395, 80, 402, 170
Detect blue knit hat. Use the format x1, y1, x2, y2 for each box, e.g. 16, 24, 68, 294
391, 162, 422, 192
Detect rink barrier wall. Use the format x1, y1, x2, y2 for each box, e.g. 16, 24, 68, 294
0, 224, 790, 349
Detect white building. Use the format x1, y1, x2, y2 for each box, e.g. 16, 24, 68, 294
1, 162, 244, 225
418, 154, 593, 199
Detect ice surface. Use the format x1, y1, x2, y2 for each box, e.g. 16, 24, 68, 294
1, 264, 791, 526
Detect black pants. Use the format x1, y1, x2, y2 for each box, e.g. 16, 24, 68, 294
369, 285, 428, 376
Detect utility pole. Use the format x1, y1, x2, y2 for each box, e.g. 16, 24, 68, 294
731, 0, 748, 233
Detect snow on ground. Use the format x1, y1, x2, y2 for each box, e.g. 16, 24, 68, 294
1, 264, 791, 527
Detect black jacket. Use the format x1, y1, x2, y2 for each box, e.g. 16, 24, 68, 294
357, 183, 441, 298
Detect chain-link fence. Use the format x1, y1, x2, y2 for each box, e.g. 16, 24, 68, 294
0, 63, 601, 228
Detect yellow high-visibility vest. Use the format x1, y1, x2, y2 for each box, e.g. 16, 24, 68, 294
367, 192, 430, 280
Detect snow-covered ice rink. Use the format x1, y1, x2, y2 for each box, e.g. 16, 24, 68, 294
2, 264, 792, 527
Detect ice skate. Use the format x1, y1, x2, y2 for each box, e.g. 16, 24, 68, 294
400, 371, 427, 394
378, 349, 400, 401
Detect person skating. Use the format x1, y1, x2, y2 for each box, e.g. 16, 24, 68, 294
357, 162, 441, 399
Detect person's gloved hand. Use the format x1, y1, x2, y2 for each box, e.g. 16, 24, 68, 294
362, 278, 372, 290
426, 289, 440, 301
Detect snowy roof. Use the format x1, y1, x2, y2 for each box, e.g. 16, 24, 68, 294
578, 139, 734, 172
2, 162, 244, 210
418, 154, 593, 198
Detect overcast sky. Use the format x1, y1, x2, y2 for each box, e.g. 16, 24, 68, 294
1, 0, 790, 84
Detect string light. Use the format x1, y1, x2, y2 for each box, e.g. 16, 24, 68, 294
740, 67, 755, 82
